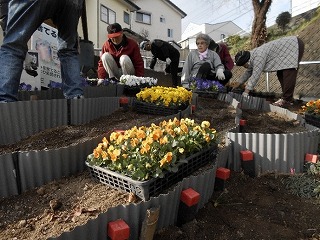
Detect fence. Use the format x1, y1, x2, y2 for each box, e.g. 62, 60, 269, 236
96, 47, 320, 99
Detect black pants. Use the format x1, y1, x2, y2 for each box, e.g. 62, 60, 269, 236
164, 58, 181, 87
196, 62, 232, 86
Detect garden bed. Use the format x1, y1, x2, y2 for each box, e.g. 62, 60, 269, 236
0, 97, 319, 240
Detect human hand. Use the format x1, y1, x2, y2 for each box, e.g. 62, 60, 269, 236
231, 82, 241, 91
216, 68, 225, 80
242, 91, 249, 98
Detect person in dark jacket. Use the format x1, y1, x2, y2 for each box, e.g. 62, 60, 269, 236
140, 39, 181, 87
97, 23, 144, 81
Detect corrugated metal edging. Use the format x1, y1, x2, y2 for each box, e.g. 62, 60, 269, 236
0, 152, 19, 198
50, 159, 222, 240
18, 88, 64, 101
70, 97, 119, 125
18, 134, 103, 192
228, 92, 268, 110
84, 85, 117, 98
216, 140, 231, 168
227, 129, 320, 174
0, 99, 67, 145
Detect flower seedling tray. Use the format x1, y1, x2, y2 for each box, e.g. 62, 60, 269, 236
305, 113, 320, 128
132, 98, 189, 116
194, 90, 219, 99
123, 86, 142, 97
86, 146, 216, 201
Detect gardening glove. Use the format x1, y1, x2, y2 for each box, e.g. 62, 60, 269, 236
216, 68, 225, 80
242, 91, 249, 98
97, 79, 105, 86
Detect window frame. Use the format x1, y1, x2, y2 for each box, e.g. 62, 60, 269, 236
136, 11, 152, 25
100, 4, 116, 24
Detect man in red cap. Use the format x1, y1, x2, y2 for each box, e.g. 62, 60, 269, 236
97, 23, 144, 81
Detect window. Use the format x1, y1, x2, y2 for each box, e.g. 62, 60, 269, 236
160, 16, 165, 23
136, 12, 151, 24
100, 5, 116, 24
124, 11, 130, 25
167, 29, 173, 38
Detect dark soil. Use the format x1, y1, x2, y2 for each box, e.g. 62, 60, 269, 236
1, 97, 319, 240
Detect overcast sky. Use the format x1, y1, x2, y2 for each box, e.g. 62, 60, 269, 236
170, 0, 291, 33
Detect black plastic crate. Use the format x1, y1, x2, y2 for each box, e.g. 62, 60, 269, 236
194, 90, 219, 99
86, 146, 216, 201
305, 113, 320, 128
133, 98, 189, 116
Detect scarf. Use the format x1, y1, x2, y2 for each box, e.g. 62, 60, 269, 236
198, 49, 208, 60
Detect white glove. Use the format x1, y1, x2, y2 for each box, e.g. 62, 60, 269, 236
216, 68, 225, 80
97, 79, 104, 86
166, 58, 171, 65
242, 92, 249, 97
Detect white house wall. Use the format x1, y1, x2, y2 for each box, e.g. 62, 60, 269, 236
77, 0, 135, 49
182, 22, 243, 43
78, 0, 184, 50
292, 0, 320, 17
130, 0, 183, 42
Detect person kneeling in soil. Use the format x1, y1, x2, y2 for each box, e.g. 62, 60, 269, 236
232, 36, 305, 108
181, 33, 226, 88
208, 39, 234, 85
97, 23, 144, 82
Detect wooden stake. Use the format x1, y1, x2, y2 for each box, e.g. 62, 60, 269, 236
139, 206, 160, 240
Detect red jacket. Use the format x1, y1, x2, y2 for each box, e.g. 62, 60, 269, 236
97, 35, 144, 79
217, 43, 234, 71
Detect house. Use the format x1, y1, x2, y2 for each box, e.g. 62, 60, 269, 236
292, 0, 320, 17
77, 0, 186, 50
179, 21, 243, 50
0, 0, 186, 50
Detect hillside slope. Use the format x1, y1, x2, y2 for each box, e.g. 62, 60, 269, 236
231, 8, 320, 99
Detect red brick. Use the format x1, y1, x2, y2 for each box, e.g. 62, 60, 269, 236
239, 119, 247, 126
180, 188, 200, 207
305, 153, 318, 163
216, 167, 231, 180
107, 219, 130, 240
240, 150, 253, 161
119, 97, 129, 104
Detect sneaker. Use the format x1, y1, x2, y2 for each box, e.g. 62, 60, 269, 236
272, 98, 293, 108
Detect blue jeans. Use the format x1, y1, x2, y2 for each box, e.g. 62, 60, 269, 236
0, 0, 84, 102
